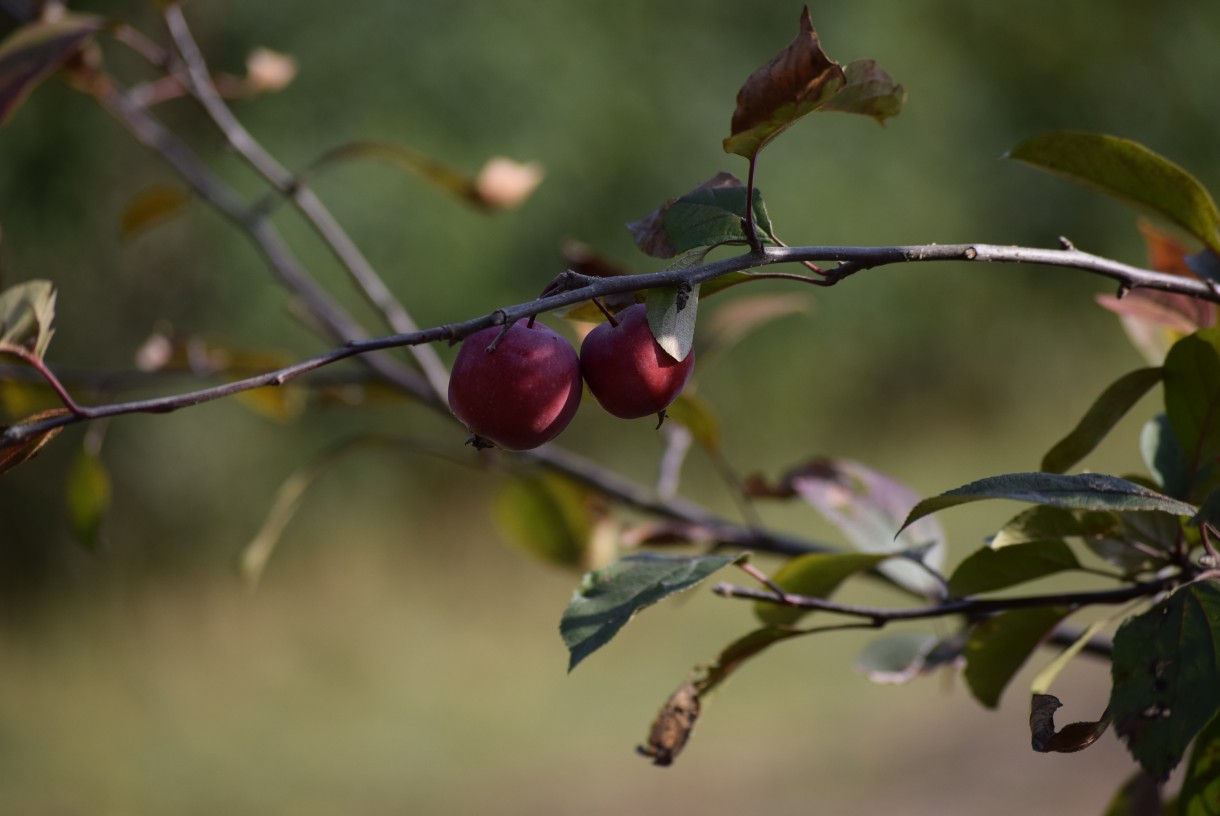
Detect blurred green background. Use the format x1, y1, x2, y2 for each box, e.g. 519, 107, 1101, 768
1, 0, 1217, 812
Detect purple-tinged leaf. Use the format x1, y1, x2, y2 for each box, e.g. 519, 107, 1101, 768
0, 14, 105, 126
759, 457, 946, 597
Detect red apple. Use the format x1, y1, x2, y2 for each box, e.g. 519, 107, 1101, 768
580, 303, 695, 419
448, 319, 582, 450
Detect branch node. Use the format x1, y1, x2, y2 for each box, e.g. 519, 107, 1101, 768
963, 246, 978, 260
1058, 235, 1076, 251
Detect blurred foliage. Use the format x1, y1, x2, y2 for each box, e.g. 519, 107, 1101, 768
1, 0, 1217, 811
0, 0, 1213, 589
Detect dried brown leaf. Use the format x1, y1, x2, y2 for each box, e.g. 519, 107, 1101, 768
637, 682, 701, 767
722, 6, 846, 158
1030, 693, 1111, 753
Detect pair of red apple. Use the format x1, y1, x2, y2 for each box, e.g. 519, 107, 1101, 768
448, 304, 694, 450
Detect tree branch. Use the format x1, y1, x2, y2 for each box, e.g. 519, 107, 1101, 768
161, 5, 451, 403
4, 238, 1209, 443
710, 576, 1176, 623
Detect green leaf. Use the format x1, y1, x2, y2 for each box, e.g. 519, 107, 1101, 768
964, 606, 1073, 709
0, 14, 106, 127
1031, 616, 1116, 695
1178, 710, 1220, 816
627, 173, 774, 259
493, 472, 594, 568
902, 472, 1197, 533
853, 632, 962, 685
1042, 367, 1163, 473
1101, 770, 1164, 816
1007, 132, 1220, 257
722, 7, 846, 159
779, 457, 947, 598
119, 184, 192, 242
692, 626, 804, 696
948, 541, 1082, 597
1111, 581, 1220, 780
0, 279, 56, 359
753, 552, 889, 626
990, 505, 1119, 548
1142, 414, 1191, 499
560, 553, 744, 671
820, 59, 906, 125
645, 284, 699, 363
65, 448, 109, 551
238, 439, 389, 588
1164, 328, 1220, 468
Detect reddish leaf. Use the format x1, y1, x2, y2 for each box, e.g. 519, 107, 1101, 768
0, 14, 106, 126
723, 6, 846, 158
1138, 220, 1194, 277
1096, 221, 1217, 364
0, 408, 68, 475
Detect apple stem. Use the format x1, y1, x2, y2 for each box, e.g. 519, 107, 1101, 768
591, 297, 619, 327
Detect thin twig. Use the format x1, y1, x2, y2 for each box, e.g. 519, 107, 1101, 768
710, 576, 1175, 623
162, 5, 451, 402
89, 78, 433, 402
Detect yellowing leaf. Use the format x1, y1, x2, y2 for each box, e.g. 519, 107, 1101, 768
119, 184, 192, 242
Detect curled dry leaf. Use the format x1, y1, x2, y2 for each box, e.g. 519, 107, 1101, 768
637, 682, 701, 767
723, 6, 846, 158
474, 157, 544, 209
1029, 693, 1111, 753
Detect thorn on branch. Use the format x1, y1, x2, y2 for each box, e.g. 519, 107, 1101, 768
1058, 236, 1076, 251
1116, 283, 1130, 300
